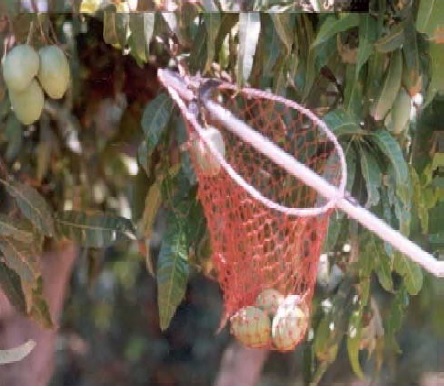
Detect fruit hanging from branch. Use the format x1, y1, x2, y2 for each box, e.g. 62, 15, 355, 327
9, 78, 44, 125
37, 45, 71, 99
191, 126, 226, 177
2, 44, 39, 92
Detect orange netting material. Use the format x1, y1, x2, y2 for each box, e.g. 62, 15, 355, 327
162, 75, 343, 349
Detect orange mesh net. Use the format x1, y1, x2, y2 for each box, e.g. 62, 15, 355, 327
159, 72, 343, 351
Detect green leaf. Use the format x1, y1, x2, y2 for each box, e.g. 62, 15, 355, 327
312, 13, 359, 48
416, 0, 444, 40
429, 42, 444, 95
0, 262, 27, 314
374, 23, 405, 54
261, 15, 283, 77
141, 93, 174, 155
138, 176, 164, 276
0, 215, 33, 243
411, 166, 429, 234
324, 211, 345, 251
189, 18, 208, 73
346, 144, 358, 192
55, 210, 136, 248
347, 309, 365, 379
237, 12, 261, 85
103, 10, 130, 48
0, 237, 39, 285
323, 109, 366, 137
372, 240, 394, 292
386, 168, 411, 236
204, 12, 222, 72
157, 209, 189, 331
356, 14, 377, 78
29, 276, 53, 329
0, 180, 55, 237
4, 113, 23, 163
401, 18, 421, 96
129, 13, 155, 63
344, 64, 363, 118
393, 253, 423, 295
0, 340, 36, 365
359, 147, 381, 208
385, 286, 408, 352
370, 49, 403, 121
371, 130, 410, 206
270, 12, 295, 55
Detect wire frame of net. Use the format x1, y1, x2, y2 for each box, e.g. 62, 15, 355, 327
161, 75, 346, 350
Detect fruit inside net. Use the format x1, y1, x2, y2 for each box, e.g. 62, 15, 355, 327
159, 72, 344, 350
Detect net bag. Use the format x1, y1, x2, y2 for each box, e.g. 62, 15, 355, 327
159, 71, 346, 351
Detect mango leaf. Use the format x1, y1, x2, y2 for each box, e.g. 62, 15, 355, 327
141, 93, 174, 155
386, 168, 411, 237
314, 280, 354, 362
237, 12, 261, 85
0, 340, 36, 365
429, 42, 444, 95
312, 13, 359, 48
416, 0, 444, 41
0, 215, 33, 243
411, 166, 429, 234
356, 14, 377, 78
346, 144, 358, 192
55, 210, 136, 248
103, 10, 130, 48
401, 18, 421, 95
302, 37, 335, 100
323, 109, 366, 137
29, 277, 53, 328
0, 262, 27, 314
324, 211, 346, 252
270, 12, 295, 55
0, 179, 55, 237
359, 147, 381, 208
189, 18, 208, 73
366, 51, 387, 102
371, 130, 410, 206
139, 176, 164, 276
370, 49, 402, 121
374, 22, 405, 53
393, 253, 423, 295
157, 208, 189, 331
385, 286, 408, 352
314, 313, 341, 363
347, 309, 365, 379
203, 13, 222, 72
0, 237, 39, 285
129, 13, 155, 63
343, 64, 363, 118
371, 239, 394, 292
4, 113, 23, 162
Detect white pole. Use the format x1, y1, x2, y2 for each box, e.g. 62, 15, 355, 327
203, 99, 444, 277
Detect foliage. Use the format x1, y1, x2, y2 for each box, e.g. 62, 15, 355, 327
0, 0, 442, 384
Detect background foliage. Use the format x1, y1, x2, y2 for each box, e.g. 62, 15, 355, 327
0, 0, 443, 384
